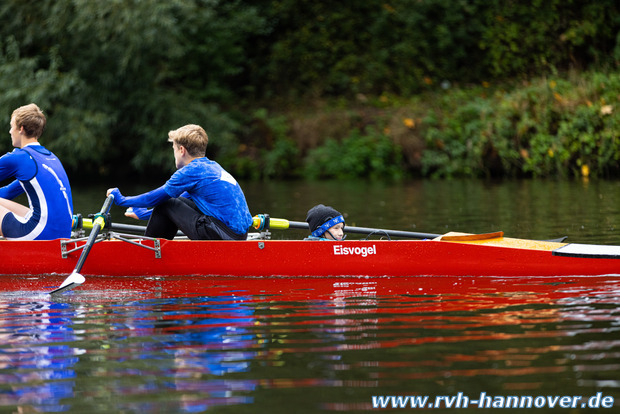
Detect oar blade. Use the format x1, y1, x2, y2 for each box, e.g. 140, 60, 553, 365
50, 272, 85, 295
49, 195, 115, 295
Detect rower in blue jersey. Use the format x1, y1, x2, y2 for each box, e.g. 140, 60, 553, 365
107, 124, 252, 240
0, 104, 74, 240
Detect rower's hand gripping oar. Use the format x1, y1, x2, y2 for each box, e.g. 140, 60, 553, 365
50, 195, 114, 295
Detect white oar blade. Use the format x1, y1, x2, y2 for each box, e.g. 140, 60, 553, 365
50, 272, 85, 295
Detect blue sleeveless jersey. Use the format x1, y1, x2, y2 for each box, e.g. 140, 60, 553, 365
0, 145, 73, 240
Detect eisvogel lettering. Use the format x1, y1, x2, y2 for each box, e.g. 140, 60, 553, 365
333, 245, 377, 257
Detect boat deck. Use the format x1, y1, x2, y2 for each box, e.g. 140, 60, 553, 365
435, 232, 567, 251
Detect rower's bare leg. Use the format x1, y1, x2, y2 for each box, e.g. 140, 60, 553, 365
0, 198, 30, 237
0, 198, 29, 215
0, 206, 8, 237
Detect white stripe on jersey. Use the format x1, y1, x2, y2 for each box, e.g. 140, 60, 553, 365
9, 177, 48, 240
42, 163, 73, 219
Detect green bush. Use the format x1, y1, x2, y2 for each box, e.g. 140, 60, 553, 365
304, 127, 404, 180
421, 91, 497, 178
421, 71, 620, 178
256, 109, 300, 179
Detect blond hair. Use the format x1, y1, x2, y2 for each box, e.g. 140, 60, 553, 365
168, 124, 208, 157
12, 103, 46, 138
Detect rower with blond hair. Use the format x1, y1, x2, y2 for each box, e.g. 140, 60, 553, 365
107, 124, 252, 240
0, 103, 73, 240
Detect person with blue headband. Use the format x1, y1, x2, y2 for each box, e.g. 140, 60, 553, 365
305, 204, 345, 241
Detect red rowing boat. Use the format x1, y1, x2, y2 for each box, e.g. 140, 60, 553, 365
2, 230, 620, 279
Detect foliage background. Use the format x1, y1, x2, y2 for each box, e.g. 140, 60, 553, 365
1, 0, 620, 181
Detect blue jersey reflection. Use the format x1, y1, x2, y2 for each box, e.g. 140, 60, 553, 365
0, 301, 81, 412
0, 293, 258, 413
108, 295, 257, 413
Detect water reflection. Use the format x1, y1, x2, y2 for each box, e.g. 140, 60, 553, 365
0, 275, 619, 412
0, 301, 81, 412
113, 296, 258, 413
0, 290, 259, 413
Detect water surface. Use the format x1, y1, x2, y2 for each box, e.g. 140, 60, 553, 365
0, 275, 618, 413
2, 179, 620, 413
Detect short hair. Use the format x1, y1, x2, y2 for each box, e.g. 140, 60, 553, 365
167, 124, 208, 157
12, 103, 46, 138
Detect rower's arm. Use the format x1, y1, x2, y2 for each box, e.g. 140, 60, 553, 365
0, 180, 23, 199
109, 186, 170, 208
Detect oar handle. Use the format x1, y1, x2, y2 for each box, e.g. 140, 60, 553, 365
252, 215, 292, 231
81, 218, 151, 234
80, 217, 185, 236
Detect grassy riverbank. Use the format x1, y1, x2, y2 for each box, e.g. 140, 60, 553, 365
234, 69, 620, 180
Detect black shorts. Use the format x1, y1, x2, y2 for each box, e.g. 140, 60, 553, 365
144, 197, 247, 240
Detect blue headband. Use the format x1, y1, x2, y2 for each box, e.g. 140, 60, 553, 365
311, 215, 345, 238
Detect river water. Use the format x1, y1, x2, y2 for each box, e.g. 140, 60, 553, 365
1, 179, 620, 413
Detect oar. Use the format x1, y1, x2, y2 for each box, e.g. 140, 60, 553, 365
81, 218, 152, 234
252, 215, 440, 239
252, 215, 567, 242
82, 215, 438, 239
50, 195, 114, 295
80, 218, 185, 237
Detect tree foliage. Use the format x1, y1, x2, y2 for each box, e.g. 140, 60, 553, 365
0, 0, 619, 180
0, 0, 264, 179
422, 72, 620, 178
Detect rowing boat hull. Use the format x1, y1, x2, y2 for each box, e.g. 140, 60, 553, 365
2, 236, 620, 277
